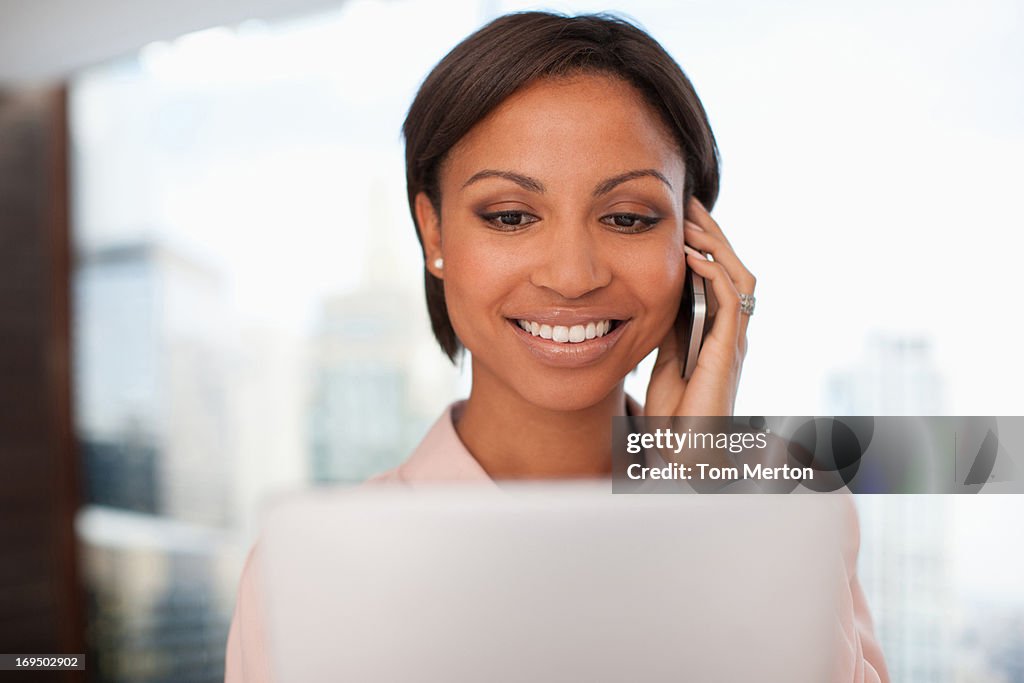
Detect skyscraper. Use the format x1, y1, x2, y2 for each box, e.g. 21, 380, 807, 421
74, 240, 237, 682
307, 180, 461, 483
826, 333, 952, 682
75, 240, 232, 526
825, 333, 946, 415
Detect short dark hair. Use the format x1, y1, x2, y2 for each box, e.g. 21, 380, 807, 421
403, 11, 720, 362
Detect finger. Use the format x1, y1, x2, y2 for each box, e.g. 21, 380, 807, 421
685, 223, 755, 340
650, 311, 684, 381
684, 222, 756, 294
686, 252, 742, 357
685, 199, 754, 346
648, 313, 689, 412
687, 197, 732, 247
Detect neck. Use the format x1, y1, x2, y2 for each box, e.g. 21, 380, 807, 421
455, 359, 626, 479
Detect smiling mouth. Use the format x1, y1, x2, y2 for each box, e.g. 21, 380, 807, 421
510, 318, 625, 344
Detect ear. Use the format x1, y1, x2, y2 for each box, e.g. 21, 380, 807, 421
415, 192, 444, 279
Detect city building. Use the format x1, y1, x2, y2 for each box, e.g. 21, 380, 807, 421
74, 240, 232, 526
825, 333, 946, 415
826, 333, 953, 682
307, 181, 460, 483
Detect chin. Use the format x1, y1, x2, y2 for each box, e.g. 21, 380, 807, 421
464, 326, 644, 412
507, 368, 625, 413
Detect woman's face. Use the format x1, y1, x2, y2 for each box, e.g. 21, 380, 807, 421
423, 73, 688, 411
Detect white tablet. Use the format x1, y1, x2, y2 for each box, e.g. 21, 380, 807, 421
259, 484, 846, 682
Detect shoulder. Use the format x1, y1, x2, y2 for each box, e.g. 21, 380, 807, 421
223, 471, 402, 683
362, 467, 407, 486
223, 402, 465, 681
831, 493, 891, 683
833, 492, 866, 578
225, 544, 274, 683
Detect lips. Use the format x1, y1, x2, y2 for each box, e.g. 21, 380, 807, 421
514, 319, 618, 343
505, 316, 629, 368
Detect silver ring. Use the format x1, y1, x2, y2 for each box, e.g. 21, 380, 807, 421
739, 293, 756, 316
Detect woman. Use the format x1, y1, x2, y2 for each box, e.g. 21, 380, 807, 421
227, 12, 888, 681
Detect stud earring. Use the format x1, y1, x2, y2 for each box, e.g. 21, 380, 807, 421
433, 257, 444, 269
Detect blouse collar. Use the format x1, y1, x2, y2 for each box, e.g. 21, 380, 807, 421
394, 396, 644, 486
395, 401, 497, 486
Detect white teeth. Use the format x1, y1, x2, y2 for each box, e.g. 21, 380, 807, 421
516, 318, 616, 344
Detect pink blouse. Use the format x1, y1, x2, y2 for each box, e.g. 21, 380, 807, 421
224, 402, 890, 682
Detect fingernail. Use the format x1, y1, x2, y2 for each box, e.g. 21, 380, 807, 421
683, 245, 707, 260
685, 221, 705, 232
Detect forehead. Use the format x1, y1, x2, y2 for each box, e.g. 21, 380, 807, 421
441, 73, 684, 187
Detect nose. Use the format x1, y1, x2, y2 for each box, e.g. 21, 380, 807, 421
529, 223, 612, 299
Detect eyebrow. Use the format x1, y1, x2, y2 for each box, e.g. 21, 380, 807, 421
462, 170, 545, 193
461, 168, 674, 196
593, 169, 673, 196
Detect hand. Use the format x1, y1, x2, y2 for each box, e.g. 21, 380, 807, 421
645, 197, 756, 416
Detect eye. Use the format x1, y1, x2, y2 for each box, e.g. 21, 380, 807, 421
601, 213, 661, 233
479, 210, 539, 231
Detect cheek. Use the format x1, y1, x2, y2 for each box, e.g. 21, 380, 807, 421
627, 235, 687, 318
439, 227, 523, 334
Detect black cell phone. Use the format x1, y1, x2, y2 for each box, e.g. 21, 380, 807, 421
677, 196, 716, 379
677, 268, 715, 380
